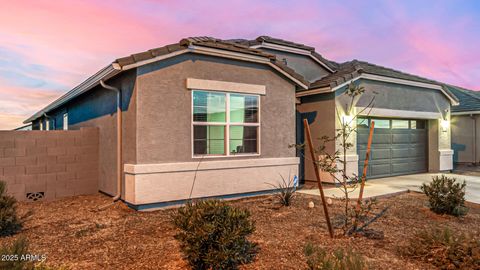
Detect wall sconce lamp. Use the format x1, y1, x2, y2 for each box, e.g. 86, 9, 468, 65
342, 114, 353, 126
440, 119, 449, 132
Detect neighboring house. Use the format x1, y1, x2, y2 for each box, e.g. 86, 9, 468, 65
448, 85, 480, 165
24, 36, 460, 209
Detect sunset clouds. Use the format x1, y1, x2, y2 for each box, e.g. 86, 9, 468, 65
0, 0, 478, 129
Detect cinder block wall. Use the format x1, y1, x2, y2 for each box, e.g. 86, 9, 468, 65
0, 128, 99, 201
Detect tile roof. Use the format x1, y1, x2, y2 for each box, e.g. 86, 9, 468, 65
229, 36, 338, 71
309, 59, 442, 89
305, 60, 459, 103
446, 85, 480, 113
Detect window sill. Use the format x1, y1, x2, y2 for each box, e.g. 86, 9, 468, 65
192, 153, 261, 159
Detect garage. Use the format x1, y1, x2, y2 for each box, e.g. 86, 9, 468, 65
357, 117, 428, 178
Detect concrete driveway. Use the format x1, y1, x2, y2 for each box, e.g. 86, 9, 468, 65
299, 173, 480, 204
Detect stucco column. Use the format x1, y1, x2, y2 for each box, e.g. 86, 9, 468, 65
429, 114, 453, 172
334, 107, 359, 179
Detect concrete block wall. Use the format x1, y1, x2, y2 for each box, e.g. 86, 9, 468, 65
0, 128, 99, 201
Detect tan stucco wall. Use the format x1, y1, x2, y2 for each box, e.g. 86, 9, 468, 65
135, 54, 297, 163
124, 157, 299, 206
451, 114, 480, 164
296, 93, 336, 182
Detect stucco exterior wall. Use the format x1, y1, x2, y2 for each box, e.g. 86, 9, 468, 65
123, 53, 299, 207
135, 53, 297, 163
261, 48, 331, 82
296, 93, 336, 182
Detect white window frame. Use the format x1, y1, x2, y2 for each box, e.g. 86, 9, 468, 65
191, 90, 261, 158
45, 120, 50, 130
63, 113, 68, 130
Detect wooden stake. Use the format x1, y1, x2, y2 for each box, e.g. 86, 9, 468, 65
303, 119, 334, 238
356, 120, 375, 210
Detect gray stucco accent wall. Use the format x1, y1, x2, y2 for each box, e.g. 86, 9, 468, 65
336, 79, 450, 114
135, 53, 297, 164
261, 48, 331, 82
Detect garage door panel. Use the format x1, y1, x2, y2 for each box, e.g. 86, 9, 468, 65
392, 134, 411, 143
392, 163, 411, 173
370, 148, 390, 160
411, 133, 426, 142
370, 164, 391, 176
357, 118, 427, 179
392, 148, 410, 158
371, 134, 391, 144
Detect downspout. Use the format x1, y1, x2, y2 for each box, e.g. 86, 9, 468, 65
100, 80, 122, 202
473, 114, 477, 165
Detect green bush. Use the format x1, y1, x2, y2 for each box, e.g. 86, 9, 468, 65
400, 227, 480, 269
304, 243, 368, 270
172, 200, 258, 270
421, 175, 467, 216
0, 181, 23, 237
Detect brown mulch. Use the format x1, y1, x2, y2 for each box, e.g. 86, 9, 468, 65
1, 192, 479, 270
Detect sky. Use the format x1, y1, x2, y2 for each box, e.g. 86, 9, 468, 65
0, 0, 479, 130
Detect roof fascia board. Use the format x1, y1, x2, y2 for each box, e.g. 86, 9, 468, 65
451, 111, 480, 116
120, 49, 191, 71
330, 74, 458, 105
24, 64, 120, 123
190, 45, 308, 89
297, 73, 459, 105
251, 42, 335, 73
295, 87, 331, 97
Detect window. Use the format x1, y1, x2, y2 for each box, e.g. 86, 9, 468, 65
357, 117, 369, 128
45, 120, 50, 131
392, 120, 409, 129
63, 113, 68, 130
192, 90, 259, 156
372, 119, 390, 129
410, 120, 425, 129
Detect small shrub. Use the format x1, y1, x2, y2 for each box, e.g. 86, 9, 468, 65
0, 181, 23, 237
400, 227, 480, 269
421, 175, 467, 216
304, 243, 368, 270
268, 174, 297, 206
172, 200, 258, 270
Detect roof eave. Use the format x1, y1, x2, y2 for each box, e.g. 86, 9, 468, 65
23, 64, 121, 123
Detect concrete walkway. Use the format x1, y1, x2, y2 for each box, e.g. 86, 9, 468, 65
298, 173, 480, 204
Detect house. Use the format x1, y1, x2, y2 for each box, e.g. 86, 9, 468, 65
24, 37, 305, 209
24, 36, 460, 209
448, 85, 480, 165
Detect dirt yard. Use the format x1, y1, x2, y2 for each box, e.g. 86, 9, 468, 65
1, 191, 479, 269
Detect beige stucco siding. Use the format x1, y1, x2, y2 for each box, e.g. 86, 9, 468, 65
296, 93, 336, 182
135, 53, 297, 163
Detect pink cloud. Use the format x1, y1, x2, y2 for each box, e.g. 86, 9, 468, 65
0, 0, 478, 129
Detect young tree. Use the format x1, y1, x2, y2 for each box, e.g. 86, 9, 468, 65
297, 82, 387, 236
